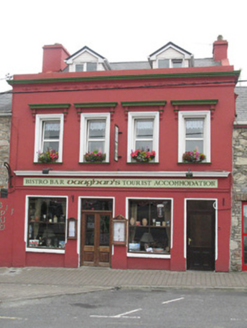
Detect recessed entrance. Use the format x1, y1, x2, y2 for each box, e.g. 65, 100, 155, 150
187, 200, 215, 271
80, 199, 112, 267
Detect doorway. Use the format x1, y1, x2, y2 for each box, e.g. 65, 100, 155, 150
81, 211, 112, 267
187, 200, 216, 271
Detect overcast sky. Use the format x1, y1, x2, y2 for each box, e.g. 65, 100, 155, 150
1, 0, 246, 92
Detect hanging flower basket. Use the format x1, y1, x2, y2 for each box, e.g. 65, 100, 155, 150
131, 149, 156, 162
38, 149, 58, 163
182, 149, 206, 163
84, 150, 106, 162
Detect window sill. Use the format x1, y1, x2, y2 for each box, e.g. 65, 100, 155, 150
26, 247, 65, 254
79, 162, 110, 164
127, 162, 159, 164
127, 252, 170, 259
177, 162, 212, 165
34, 162, 63, 164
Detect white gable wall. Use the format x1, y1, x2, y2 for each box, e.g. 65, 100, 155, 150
151, 47, 190, 68
68, 50, 106, 72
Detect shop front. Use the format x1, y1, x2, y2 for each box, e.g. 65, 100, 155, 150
5, 173, 230, 272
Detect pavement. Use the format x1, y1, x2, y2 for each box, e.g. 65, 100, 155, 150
1, 266, 247, 303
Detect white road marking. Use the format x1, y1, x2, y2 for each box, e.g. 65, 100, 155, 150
0, 316, 24, 320
162, 297, 184, 305
90, 308, 142, 319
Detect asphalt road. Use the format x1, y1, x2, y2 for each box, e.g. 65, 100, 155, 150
1, 288, 247, 328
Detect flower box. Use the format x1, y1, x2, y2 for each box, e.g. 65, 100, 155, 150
131, 149, 155, 163
84, 150, 106, 162
182, 149, 206, 163
38, 149, 58, 163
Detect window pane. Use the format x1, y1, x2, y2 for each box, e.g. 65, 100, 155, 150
136, 120, 153, 137
128, 199, 171, 254
136, 140, 153, 151
186, 140, 203, 153
76, 64, 84, 72
100, 215, 110, 246
28, 197, 66, 249
44, 121, 60, 139
43, 142, 59, 152
158, 59, 169, 68
88, 120, 106, 138
244, 205, 247, 233
82, 199, 112, 211
85, 215, 94, 246
88, 141, 105, 153
186, 119, 204, 138
87, 63, 97, 71
172, 59, 182, 68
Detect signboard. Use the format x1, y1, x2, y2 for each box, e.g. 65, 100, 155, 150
23, 178, 218, 189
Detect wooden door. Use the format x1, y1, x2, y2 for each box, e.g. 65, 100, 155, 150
187, 201, 215, 271
81, 211, 112, 267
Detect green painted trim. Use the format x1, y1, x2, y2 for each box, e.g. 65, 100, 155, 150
29, 103, 71, 109
8, 70, 241, 85
121, 101, 167, 107
171, 99, 218, 106
74, 102, 118, 108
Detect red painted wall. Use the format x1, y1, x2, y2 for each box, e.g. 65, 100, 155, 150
4, 65, 238, 271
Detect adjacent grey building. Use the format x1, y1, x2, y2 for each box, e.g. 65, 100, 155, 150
0, 91, 12, 189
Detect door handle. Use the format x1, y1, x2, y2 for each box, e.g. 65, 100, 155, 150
188, 238, 192, 245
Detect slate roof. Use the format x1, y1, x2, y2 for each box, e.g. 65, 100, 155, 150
0, 91, 12, 114
110, 61, 151, 70
235, 86, 247, 122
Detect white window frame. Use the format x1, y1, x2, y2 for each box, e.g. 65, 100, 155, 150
126, 197, 173, 259
178, 110, 211, 162
127, 112, 159, 163
34, 114, 64, 163
75, 62, 98, 72
25, 195, 68, 254
158, 58, 184, 68
80, 113, 110, 162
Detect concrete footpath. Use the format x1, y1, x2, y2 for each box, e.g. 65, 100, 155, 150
1, 267, 247, 303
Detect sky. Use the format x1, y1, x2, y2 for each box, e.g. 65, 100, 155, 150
1, 0, 246, 92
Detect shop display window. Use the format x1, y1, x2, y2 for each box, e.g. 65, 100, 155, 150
27, 197, 66, 249
128, 199, 171, 254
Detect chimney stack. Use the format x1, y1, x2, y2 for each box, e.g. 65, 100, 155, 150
42, 44, 70, 73
213, 35, 229, 64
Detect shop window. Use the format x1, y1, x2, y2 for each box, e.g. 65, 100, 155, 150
127, 112, 159, 162
80, 113, 110, 162
34, 114, 64, 162
27, 197, 67, 249
128, 199, 171, 254
178, 111, 210, 162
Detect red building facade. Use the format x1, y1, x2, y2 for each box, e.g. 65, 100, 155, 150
1, 37, 240, 271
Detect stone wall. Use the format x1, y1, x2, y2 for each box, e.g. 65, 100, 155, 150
0, 116, 11, 188
231, 127, 247, 271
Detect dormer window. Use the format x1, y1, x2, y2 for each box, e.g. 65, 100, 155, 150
158, 59, 183, 68
149, 42, 192, 69
75, 63, 97, 72
65, 46, 111, 72
172, 59, 183, 68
